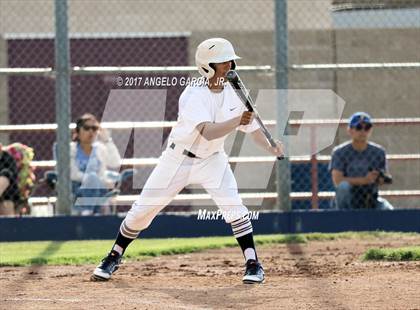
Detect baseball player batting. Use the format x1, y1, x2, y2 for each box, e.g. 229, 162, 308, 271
91, 38, 284, 284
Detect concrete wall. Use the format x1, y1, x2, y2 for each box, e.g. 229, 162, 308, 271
0, 0, 333, 34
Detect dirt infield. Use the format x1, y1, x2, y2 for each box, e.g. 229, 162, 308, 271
1, 236, 419, 310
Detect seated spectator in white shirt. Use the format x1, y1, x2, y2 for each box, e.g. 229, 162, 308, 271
56, 113, 122, 215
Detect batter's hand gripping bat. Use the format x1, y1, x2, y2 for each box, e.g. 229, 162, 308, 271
226, 70, 284, 160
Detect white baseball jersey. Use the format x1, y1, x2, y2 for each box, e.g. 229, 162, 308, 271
168, 83, 259, 158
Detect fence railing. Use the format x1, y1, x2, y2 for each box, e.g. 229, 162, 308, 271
2, 118, 419, 211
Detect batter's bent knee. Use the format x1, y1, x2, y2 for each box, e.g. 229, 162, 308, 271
124, 202, 163, 232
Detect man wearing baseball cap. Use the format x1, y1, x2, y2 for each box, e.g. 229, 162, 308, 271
329, 112, 393, 210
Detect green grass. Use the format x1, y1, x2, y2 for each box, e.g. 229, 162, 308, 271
0, 235, 296, 266
363, 247, 420, 261
0, 231, 417, 266
303, 231, 418, 241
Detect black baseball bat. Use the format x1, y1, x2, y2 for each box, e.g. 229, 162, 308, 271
226, 70, 284, 160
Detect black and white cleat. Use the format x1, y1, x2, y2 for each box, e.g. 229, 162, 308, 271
91, 250, 122, 282
242, 259, 265, 284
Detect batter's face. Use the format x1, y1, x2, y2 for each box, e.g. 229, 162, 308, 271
213, 61, 232, 80
78, 119, 99, 144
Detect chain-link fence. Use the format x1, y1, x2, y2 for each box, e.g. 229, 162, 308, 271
0, 0, 419, 217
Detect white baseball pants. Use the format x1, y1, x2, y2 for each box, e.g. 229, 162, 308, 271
120, 146, 249, 238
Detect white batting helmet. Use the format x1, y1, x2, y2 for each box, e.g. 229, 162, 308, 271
195, 38, 241, 79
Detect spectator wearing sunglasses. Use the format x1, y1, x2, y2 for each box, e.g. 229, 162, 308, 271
329, 112, 393, 210
67, 113, 121, 215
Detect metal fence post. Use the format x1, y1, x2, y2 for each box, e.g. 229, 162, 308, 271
275, 0, 291, 211
54, 0, 72, 215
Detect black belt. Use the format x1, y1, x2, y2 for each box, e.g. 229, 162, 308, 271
170, 142, 199, 158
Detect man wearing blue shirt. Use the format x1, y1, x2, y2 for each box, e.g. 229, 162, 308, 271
329, 112, 393, 210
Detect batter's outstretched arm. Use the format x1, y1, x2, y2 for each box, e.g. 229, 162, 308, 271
251, 129, 284, 158
196, 112, 253, 141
